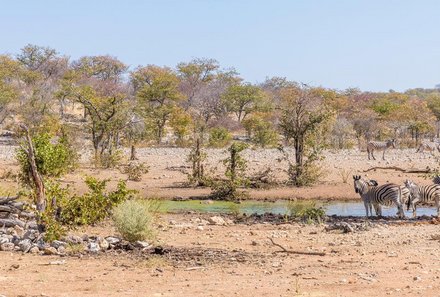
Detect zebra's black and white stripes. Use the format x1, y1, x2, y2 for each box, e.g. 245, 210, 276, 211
367, 139, 396, 160
404, 180, 440, 217
353, 175, 405, 218
416, 142, 440, 153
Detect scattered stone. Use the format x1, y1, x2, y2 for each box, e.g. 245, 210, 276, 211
18, 239, 32, 253
29, 246, 40, 254
88, 242, 100, 253
0, 242, 14, 251
105, 236, 121, 245
43, 247, 58, 255
23, 230, 39, 241
98, 237, 109, 250
50, 240, 67, 249
208, 216, 226, 226
57, 246, 66, 255
0, 236, 9, 244
413, 276, 421, 281
134, 241, 150, 249
196, 226, 204, 231
62, 235, 83, 244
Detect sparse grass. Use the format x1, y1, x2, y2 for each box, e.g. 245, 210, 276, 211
113, 199, 158, 242
66, 243, 85, 255
337, 168, 351, 184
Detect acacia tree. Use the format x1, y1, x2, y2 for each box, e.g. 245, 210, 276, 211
61, 56, 130, 165
177, 58, 219, 110
16, 44, 68, 122
131, 65, 183, 144
221, 83, 268, 122
279, 84, 334, 186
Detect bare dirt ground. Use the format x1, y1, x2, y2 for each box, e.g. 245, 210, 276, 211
2, 214, 440, 296
0, 146, 437, 201
1, 147, 440, 296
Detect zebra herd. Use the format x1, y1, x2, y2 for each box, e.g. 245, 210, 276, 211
353, 175, 440, 218
366, 139, 440, 160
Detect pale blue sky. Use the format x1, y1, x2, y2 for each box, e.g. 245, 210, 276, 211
1, 0, 439, 91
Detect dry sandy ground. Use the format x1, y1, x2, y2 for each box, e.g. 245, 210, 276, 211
1, 214, 440, 296
0, 146, 437, 201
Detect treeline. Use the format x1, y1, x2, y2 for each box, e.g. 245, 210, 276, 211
1, 44, 440, 164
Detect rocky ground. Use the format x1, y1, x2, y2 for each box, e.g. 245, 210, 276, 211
2, 214, 440, 296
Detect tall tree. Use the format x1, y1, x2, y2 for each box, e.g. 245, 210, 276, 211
177, 58, 219, 110
131, 65, 183, 143
221, 83, 268, 122
279, 84, 334, 186
61, 56, 129, 165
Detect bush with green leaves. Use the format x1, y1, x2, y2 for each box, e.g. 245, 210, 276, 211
208, 127, 232, 148
242, 115, 279, 148
113, 200, 157, 242
287, 201, 325, 223
16, 132, 77, 186
210, 142, 249, 201
59, 176, 136, 226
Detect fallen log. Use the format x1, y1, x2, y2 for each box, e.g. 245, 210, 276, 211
0, 196, 19, 205
0, 218, 26, 228
363, 166, 432, 174
268, 237, 326, 256
0, 205, 20, 213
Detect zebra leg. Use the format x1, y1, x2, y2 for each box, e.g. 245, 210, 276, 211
371, 150, 376, 160
364, 201, 370, 218
396, 202, 406, 219
436, 198, 440, 218
375, 204, 382, 217
367, 147, 371, 160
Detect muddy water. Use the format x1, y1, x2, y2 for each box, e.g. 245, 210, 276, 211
159, 200, 437, 217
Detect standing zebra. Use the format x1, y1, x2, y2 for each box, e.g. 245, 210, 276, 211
416, 142, 440, 153
367, 139, 396, 160
404, 179, 440, 217
353, 175, 405, 218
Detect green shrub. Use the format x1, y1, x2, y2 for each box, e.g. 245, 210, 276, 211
210, 142, 249, 201
208, 127, 232, 148
113, 200, 156, 242
16, 132, 77, 186
242, 116, 279, 148
121, 161, 149, 181
99, 149, 123, 169
60, 177, 136, 226
287, 201, 325, 223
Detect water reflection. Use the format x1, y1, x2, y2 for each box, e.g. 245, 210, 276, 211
160, 200, 437, 217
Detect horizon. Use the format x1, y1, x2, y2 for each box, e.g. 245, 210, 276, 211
1, 0, 440, 92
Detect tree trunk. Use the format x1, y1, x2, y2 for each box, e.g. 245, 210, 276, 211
130, 144, 138, 160
21, 125, 46, 213
294, 137, 304, 185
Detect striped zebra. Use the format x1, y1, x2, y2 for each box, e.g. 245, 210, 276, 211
433, 175, 440, 185
416, 142, 440, 153
367, 139, 396, 160
364, 179, 410, 216
353, 175, 405, 218
404, 179, 440, 217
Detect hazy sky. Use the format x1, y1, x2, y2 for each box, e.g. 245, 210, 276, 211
1, 0, 439, 91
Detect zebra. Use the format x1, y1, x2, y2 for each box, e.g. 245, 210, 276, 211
416, 142, 440, 153
433, 175, 440, 185
367, 139, 396, 160
404, 179, 440, 217
365, 179, 410, 217
353, 175, 405, 218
